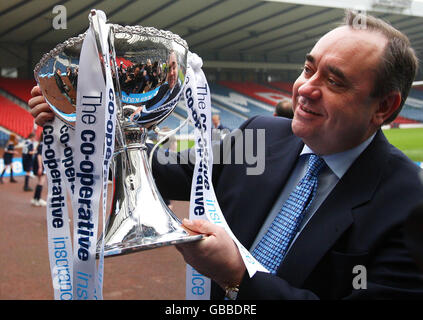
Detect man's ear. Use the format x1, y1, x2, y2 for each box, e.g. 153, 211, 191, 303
372, 91, 402, 126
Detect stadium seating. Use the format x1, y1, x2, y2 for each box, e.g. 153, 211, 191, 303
393, 116, 420, 124
0, 77, 36, 103
210, 82, 273, 118
0, 77, 421, 143
219, 81, 290, 107
399, 89, 423, 123
410, 87, 423, 98
159, 102, 194, 135
209, 100, 246, 130
266, 81, 293, 95
0, 95, 40, 138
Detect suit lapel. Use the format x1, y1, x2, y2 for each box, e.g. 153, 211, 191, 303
230, 133, 304, 249
277, 130, 387, 287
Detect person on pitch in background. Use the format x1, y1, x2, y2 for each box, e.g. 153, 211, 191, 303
212, 114, 229, 131
212, 114, 230, 141
21, 132, 37, 191
28, 11, 423, 299
0, 133, 19, 184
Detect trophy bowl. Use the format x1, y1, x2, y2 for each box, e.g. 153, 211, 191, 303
34, 22, 203, 258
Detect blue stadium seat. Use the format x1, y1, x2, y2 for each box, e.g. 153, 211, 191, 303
402, 89, 423, 122
209, 83, 273, 117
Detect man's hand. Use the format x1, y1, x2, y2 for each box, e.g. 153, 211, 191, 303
130, 106, 143, 121
28, 86, 54, 126
176, 219, 246, 289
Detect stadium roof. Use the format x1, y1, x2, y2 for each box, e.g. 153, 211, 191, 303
1, 0, 423, 79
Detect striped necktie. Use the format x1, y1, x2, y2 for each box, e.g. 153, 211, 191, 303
252, 154, 325, 274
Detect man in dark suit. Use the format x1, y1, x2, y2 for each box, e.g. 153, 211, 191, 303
212, 114, 230, 141
212, 114, 228, 130
153, 11, 423, 299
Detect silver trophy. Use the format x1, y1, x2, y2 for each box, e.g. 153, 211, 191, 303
34, 14, 203, 258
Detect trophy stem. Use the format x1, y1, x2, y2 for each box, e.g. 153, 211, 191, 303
97, 130, 202, 258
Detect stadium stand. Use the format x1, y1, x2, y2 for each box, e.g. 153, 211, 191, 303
0, 76, 421, 141
0, 95, 39, 138
159, 95, 247, 133
210, 82, 273, 118
219, 81, 290, 107
393, 116, 421, 124
208, 83, 252, 129
159, 114, 186, 131
158, 80, 281, 133
266, 81, 293, 95
0, 77, 36, 103
209, 100, 247, 130
159, 105, 192, 134
392, 88, 423, 126
411, 88, 423, 98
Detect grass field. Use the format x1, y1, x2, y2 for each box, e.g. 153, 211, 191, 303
177, 139, 195, 151
383, 127, 423, 162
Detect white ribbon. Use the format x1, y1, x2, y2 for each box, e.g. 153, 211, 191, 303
44, 10, 116, 300
184, 53, 268, 300
43, 119, 75, 300
73, 10, 116, 300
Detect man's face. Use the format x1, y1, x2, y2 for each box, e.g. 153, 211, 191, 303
212, 115, 220, 127
291, 26, 387, 155
167, 53, 178, 89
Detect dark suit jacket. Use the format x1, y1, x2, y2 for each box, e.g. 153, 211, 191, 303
152, 115, 423, 299
215, 124, 228, 130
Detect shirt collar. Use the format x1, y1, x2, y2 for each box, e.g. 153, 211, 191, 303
300, 133, 376, 179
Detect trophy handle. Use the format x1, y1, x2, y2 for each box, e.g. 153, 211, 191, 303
148, 115, 190, 169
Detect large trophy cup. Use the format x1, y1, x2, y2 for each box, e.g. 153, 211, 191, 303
34, 12, 203, 259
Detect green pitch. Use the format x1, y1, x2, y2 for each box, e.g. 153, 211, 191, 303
383, 127, 423, 162
177, 139, 195, 151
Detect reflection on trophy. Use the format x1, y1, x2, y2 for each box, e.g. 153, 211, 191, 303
34, 20, 203, 258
